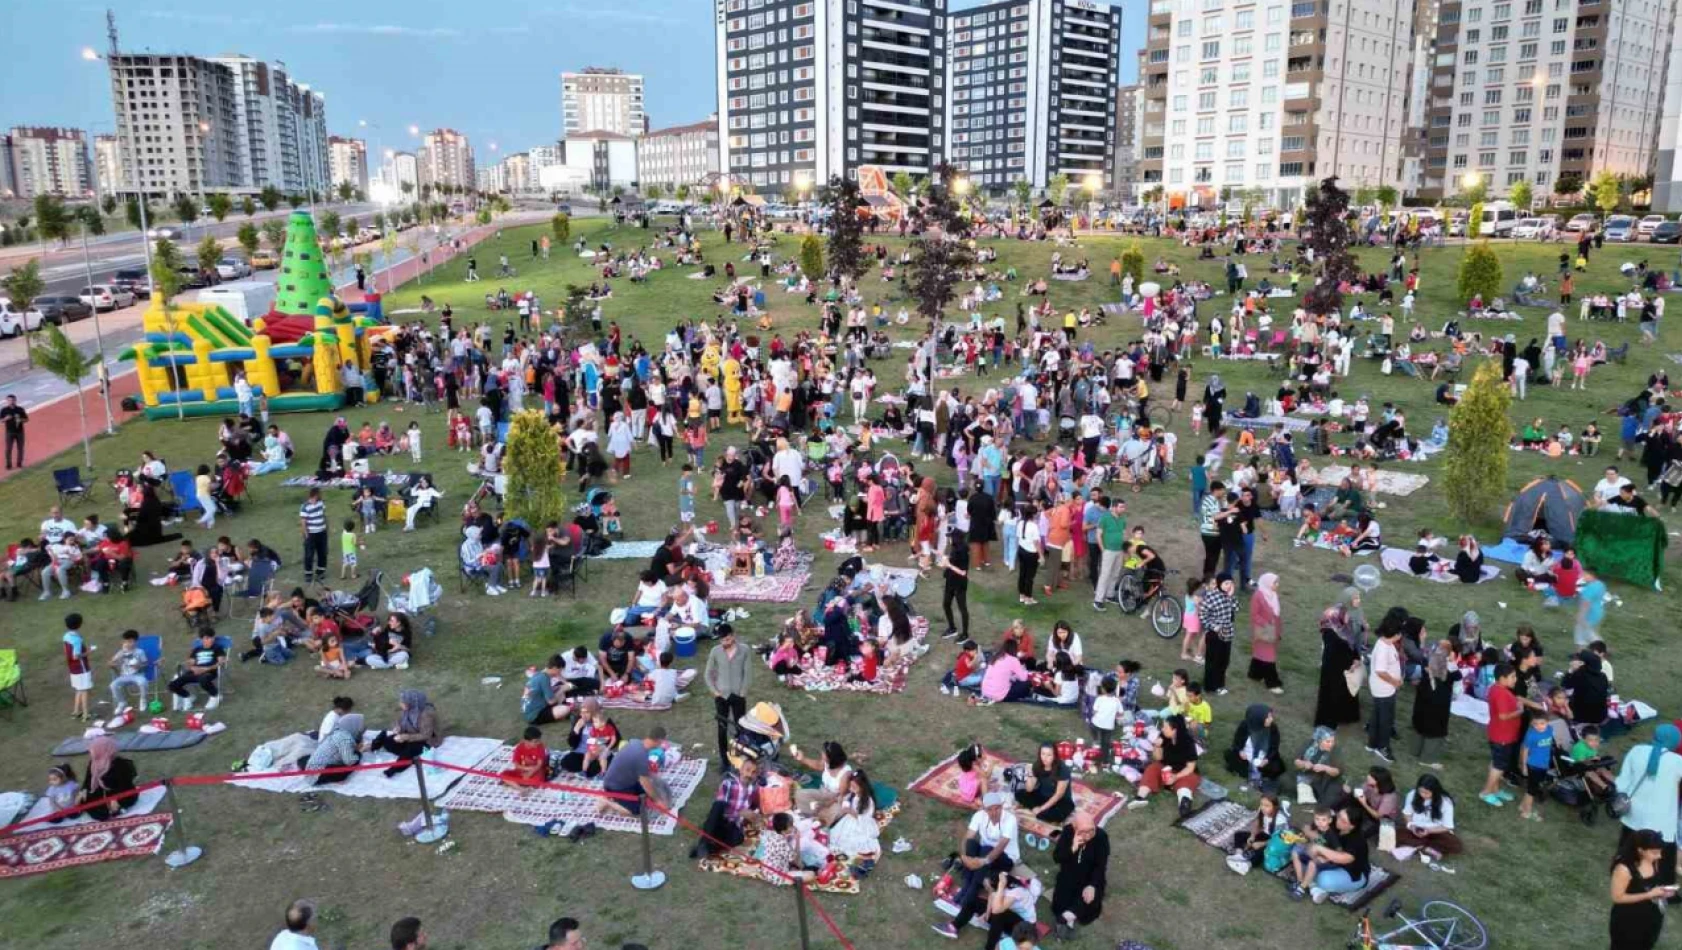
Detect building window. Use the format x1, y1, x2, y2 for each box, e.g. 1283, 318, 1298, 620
1279, 161, 1304, 175
1201, 40, 1221, 59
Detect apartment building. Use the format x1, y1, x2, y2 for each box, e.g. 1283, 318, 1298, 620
715, 0, 948, 195
499, 152, 535, 193
3, 127, 93, 199
94, 133, 122, 197
1656, 11, 1682, 210
1136, 0, 1414, 210
107, 53, 246, 199
417, 128, 476, 191
1114, 84, 1142, 200
378, 150, 420, 193
562, 68, 647, 138
1422, 0, 1673, 200
946, 0, 1122, 193
640, 116, 722, 189
328, 136, 368, 195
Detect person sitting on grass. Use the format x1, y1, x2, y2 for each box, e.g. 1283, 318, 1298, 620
690, 751, 762, 860
932, 791, 1023, 940
1013, 743, 1075, 826
77, 735, 139, 820
523, 654, 574, 726
1293, 727, 1345, 805
500, 725, 555, 790
1225, 703, 1286, 791
975, 639, 1032, 705
1125, 713, 1201, 818
368, 689, 443, 778
1287, 805, 1370, 903
302, 711, 364, 786
1395, 773, 1461, 854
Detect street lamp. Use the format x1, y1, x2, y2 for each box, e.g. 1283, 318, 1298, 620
1084, 174, 1103, 230
80, 48, 156, 292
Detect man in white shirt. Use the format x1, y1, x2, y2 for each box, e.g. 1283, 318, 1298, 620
933, 793, 1022, 939
771, 438, 805, 499
39, 507, 77, 545
269, 900, 320, 950
1365, 624, 1403, 763
1594, 466, 1632, 503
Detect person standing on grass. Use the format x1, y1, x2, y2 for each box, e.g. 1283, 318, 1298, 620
1091, 498, 1127, 611
705, 625, 751, 767
1615, 723, 1682, 892
1, 394, 27, 470
1611, 829, 1675, 950
299, 488, 329, 583
268, 900, 319, 950
1197, 574, 1238, 695
63, 612, 92, 721
1479, 663, 1523, 807
1365, 620, 1403, 763
940, 527, 971, 640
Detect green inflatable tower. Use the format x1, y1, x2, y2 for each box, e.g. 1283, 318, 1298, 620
275, 211, 337, 315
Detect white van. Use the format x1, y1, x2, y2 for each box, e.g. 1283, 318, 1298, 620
1480, 201, 1519, 237
196, 281, 278, 325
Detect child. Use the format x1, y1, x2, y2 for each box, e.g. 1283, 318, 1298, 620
954, 743, 985, 805
579, 708, 618, 777
770, 632, 803, 680
449, 409, 473, 452
316, 632, 351, 680
62, 613, 91, 721
776, 476, 798, 533
339, 519, 362, 580
1569, 724, 1615, 798
43, 764, 79, 820
647, 651, 681, 705
1153, 668, 1191, 720
1177, 576, 1206, 661
1182, 682, 1213, 743
941, 639, 983, 695
529, 535, 550, 598
1089, 673, 1122, 760
500, 725, 552, 790
998, 506, 1020, 571
1286, 806, 1337, 899
1581, 422, 1602, 457
849, 640, 880, 684
1293, 504, 1324, 546
678, 464, 697, 525
356, 486, 381, 534
1517, 713, 1552, 821
1190, 401, 1205, 436
406, 420, 423, 462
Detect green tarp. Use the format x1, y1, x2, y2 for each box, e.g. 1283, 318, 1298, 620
1576, 509, 1668, 588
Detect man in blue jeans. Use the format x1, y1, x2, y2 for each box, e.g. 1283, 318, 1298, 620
932, 793, 1021, 939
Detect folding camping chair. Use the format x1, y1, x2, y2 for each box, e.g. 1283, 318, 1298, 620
111, 635, 163, 713
53, 467, 92, 505
227, 556, 278, 618
550, 552, 582, 598
0, 649, 27, 715
167, 471, 203, 516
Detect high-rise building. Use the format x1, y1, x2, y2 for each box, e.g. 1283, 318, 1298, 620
1656, 13, 1682, 210
1114, 84, 1142, 200
529, 144, 565, 172
292, 84, 330, 197
94, 134, 122, 197
562, 68, 647, 138
4, 127, 94, 198
207, 56, 332, 196
715, 0, 948, 194
499, 152, 534, 193
947, 0, 1122, 193
1137, 0, 1415, 209
328, 136, 368, 195
417, 128, 475, 190
379, 150, 420, 193
1423, 0, 1672, 201
639, 116, 722, 189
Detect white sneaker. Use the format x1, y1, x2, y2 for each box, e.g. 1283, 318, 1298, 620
171, 694, 183, 711
205, 696, 221, 710
59, 589, 71, 599
38, 591, 51, 601
1310, 887, 1330, 904
486, 586, 503, 596
395, 661, 410, 670
181, 698, 195, 712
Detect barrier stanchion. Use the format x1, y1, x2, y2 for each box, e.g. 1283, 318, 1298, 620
630, 793, 665, 891
793, 879, 813, 950
160, 778, 203, 868
412, 759, 448, 844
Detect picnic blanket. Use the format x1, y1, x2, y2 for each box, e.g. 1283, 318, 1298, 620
434, 747, 707, 836
280, 473, 411, 491
1223, 413, 1311, 433
229, 734, 502, 800
1260, 487, 1335, 523
696, 802, 901, 894
594, 670, 698, 711
1100, 302, 1131, 317
783, 619, 930, 694
1309, 465, 1430, 497
52, 729, 209, 757
9, 785, 168, 830
1052, 272, 1090, 281
1379, 547, 1501, 583
1176, 799, 1399, 911
908, 746, 1124, 839
0, 808, 173, 878
1452, 694, 1658, 726
1481, 537, 1536, 564
588, 540, 665, 561
710, 571, 811, 603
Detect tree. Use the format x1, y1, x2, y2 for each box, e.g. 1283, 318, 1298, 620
419, 183, 433, 203
551, 213, 571, 245
1509, 180, 1533, 212
1239, 186, 1268, 222
2, 259, 45, 365
29, 325, 98, 469
286, 193, 306, 209
798, 234, 825, 282
1593, 171, 1620, 215
1353, 185, 1378, 209
33, 195, 71, 245
1013, 179, 1033, 209
345, 217, 360, 237
1048, 173, 1070, 207
1375, 185, 1399, 210
1443, 360, 1512, 523
148, 239, 186, 419
1554, 173, 1583, 196
124, 197, 149, 231
259, 186, 284, 211
1457, 241, 1503, 305
1119, 240, 1145, 285
821, 175, 867, 283
476, 207, 493, 226
1301, 176, 1361, 318
1468, 201, 1485, 239
206, 193, 232, 222
337, 182, 354, 203
319, 210, 342, 240
645, 182, 664, 200
892, 170, 915, 202
905, 163, 977, 324
503, 408, 570, 524
399, 181, 415, 199
261, 219, 287, 252
676, 184, 691, 203
241, 196, 256, 217
196, 234, 222, 277
237, 222, 260, 260
1460, 178, 1487, 208
75, 206, 105, 238
100, 194, 118, 217
172, 193, 200, 225
380, 229, 399, 292
1142, 185, 1164, 206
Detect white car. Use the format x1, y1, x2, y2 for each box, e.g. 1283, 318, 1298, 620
215, 257, 251, 280
1639, 214, 1668, 236
145, 225, 181, 240
0, 297, 44, 337
1511, 218, 1554, 240
1564, 213, 1598, 234
78, 284, 136, 311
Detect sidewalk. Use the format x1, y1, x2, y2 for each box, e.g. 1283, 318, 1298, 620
0, 214, 539, 483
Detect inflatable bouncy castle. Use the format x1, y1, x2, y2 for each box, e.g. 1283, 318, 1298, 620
122, 212, 390, 419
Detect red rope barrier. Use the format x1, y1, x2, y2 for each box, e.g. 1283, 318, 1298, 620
0, 779, 169, 836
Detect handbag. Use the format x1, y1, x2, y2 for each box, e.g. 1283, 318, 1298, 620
1344, 659, 1365, 697
1610, 746, 1659, 818
1296, 779, 1318, 805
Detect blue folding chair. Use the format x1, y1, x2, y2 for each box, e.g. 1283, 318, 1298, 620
228, 557, 277, 618
53, 467, 91, 505
168, 471, 202, 515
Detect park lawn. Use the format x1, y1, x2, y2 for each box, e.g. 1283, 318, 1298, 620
0, 215, 1674, 949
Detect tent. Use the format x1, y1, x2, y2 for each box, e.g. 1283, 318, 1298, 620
1502, 476, 1586, 543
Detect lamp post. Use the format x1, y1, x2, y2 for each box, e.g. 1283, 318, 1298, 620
1084, 174, 1102, 231
76, 218, 116, 434
81, 48, 155, 290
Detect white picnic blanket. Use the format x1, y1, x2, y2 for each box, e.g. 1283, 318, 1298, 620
15, 785, 168, 828
228, 734, 503, 801
1453, 694, 1658, 726
1310, 465, 1431, 497
1379, 547, 1500, 583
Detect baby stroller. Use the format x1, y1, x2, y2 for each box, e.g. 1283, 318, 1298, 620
315, 571, 382, 639
382, 568, 443, 638
728, 701, 790, 774
1547, 733, 1621, 826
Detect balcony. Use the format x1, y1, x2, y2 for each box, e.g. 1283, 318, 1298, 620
861, 73, 933, 95
861, 96, 933, 117
862, 26, 931, 49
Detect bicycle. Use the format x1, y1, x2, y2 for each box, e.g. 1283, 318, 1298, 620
1115, 567, 1184, 638
1350, 898, 1488, 950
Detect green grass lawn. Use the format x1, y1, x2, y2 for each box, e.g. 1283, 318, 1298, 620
0, 216, 1676, 949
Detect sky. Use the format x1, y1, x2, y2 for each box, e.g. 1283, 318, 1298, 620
2, 0, 1141, 162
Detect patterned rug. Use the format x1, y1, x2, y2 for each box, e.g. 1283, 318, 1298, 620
710, 571, 811, 603
434, 747, 707, 835
907, 746, 1124, 838
1175, 800, 1400, 911
0, 811, 173, 878
783, 618, 931, 695
1258, 487, 1336, 524
228, 735, 502, 800
593, 670, 699, 711
696, 802, 900, 894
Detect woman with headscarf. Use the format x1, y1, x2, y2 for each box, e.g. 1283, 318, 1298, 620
1563, 650, 1611, 726
1248, 572, 1284, 693
303, 711, 365, 785
1615, 722, 1682, 889
369, 689, 443, 778
1313, 588, 1367, 728
1202, 374, 1227, 433
124, 481, 182, 548
1197, 574, 1238, 694
1448, 610, 1484, 655
78, 735, 140, 819
1294, 726, 1345, 804
1225, 703, 1285, 788
319, 417, 351, 475
1411, 640, 1461, 769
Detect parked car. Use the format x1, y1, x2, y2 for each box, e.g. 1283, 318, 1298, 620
1604, 215, 1637, 242
1653, 221, 1682, 244
1564, 213, 1598, 234
174, 266, 218, 290
215, 257, 251, 280
145, 225, 181, 241
249, 251, 279, 270
555, 203, 573, 215
0, 297, 44, 338
112, 267, 151, 294
1639, 214, 1668, 237
32, 295, 94, 325
1511, 218, 1554, 240
78, 284, 136, 311
1447, 213, 1469, 237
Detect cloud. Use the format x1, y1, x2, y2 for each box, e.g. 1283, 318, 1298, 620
291, 22, 465, 37
545, 6, 667, 24
138, 10, 252, 26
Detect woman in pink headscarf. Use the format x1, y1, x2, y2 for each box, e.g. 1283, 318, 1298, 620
1248, 573, 1285, 694
78, 736, 140, 819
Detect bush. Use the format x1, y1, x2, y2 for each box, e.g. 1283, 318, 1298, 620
503, 410, 568, 527
1119, 241, 1145, 285
1442, 361, 1512, 523
1467, 201, 1484, 239
1457, 241, 1503, 305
